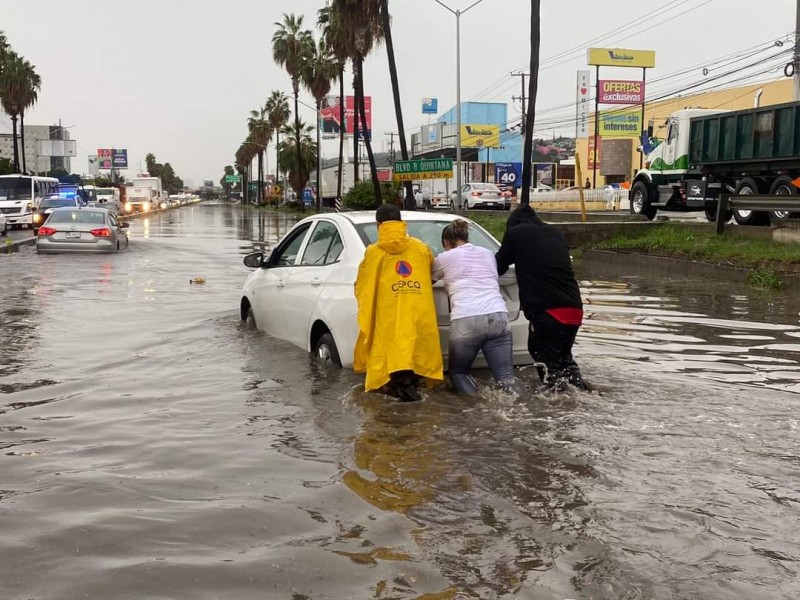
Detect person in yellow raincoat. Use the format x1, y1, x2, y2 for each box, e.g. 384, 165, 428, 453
354, 203, 444, 401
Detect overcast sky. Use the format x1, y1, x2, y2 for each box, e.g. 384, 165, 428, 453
2, 0, 796, 184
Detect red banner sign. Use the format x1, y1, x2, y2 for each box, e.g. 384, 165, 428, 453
319, 95, 372, 140
598, 80, 645, 105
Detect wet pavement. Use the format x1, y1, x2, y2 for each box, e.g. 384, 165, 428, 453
1, 202, 798, 599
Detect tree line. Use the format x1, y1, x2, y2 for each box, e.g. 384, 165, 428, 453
0, 30, 42, 175
225, 0, 542, 211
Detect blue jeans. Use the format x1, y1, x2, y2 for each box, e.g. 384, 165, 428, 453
448, 312, 515, 394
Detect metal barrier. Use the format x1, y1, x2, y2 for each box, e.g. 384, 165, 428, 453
529, 188, 630, 209
715, 193, 800, 234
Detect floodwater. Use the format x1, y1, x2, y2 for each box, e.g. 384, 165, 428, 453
1, 203, 798, 600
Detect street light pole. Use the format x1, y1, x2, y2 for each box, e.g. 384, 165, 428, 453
434, 0, 486, 209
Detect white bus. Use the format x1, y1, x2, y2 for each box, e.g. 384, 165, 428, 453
0, 175, 59, 229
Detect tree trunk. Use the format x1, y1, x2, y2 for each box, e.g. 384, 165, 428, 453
293, 78, 305, 213
275, 129, 280, 206
337, 67, 345, 209
11, 115, 19, 173
352, 64, 359, 186
381, 0, 415, 210
20, 113, 27, 174
520, 0, 540, 208
316, 100, 322, 212
257, 150, 264, 205
356, 58, 381, 205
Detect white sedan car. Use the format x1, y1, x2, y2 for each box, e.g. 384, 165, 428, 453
240, 211, 531, 369
451, 183, 509, 210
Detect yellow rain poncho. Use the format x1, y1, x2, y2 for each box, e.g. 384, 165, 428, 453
354, 220, 444, 392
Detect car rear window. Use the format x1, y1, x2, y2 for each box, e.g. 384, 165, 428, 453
47, 210, 107, 225
355, 219, 499, 256
40, 198, 77, 209
471, 184, 499, 191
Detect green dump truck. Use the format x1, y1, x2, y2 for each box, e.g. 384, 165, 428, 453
631, 101, 800, 225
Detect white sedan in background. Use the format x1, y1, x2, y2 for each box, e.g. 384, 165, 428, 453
240, 211, 531, 368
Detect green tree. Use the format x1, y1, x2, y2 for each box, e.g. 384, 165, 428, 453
236, 141, 256, 203
301, 37, 338, 211
247, 104, 273, 205
0, 157, 13, 175
330, 0, 382, 201
277, 119, 317, 205
265, 90, 291, 199
0, 51, 27, 171
220, 164, 235, 198
318, 4, 349, 204
272, 13, 313, 212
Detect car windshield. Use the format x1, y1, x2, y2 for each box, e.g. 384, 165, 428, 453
40, 197, 77, 209
355, 219, 499, 256
47, 210, 107, 225
96, 190, 114, 197
0, 177, 31, 202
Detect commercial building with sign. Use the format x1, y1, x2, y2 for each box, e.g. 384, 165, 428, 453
576, 78, 793, 186
0, 124, 73, 173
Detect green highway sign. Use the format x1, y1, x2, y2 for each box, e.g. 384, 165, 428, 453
393, 158, 453, 182
225, 175, 241, 183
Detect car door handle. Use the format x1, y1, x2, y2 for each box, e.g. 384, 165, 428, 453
310, 277, 321, 286
277, 279, 285, 288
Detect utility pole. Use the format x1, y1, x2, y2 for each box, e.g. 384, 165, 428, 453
795, 0, 800, 101
511, 71, 527, 131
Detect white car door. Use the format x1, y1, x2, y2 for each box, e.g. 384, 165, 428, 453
249, 223, 312, 343
280, 220, 345, 349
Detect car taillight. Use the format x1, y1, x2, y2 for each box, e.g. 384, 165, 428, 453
471, 191, 482, 196
90, 228, 112, 237
38, 226, 57, 236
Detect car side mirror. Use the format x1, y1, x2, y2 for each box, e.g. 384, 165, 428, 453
121, 222, 130, 229
243, 251, 264, 268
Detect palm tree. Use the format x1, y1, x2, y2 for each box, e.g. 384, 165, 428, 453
379, 0, 414, 210
331, 0, 383, 202
318, 4, 349, 207
18, 58, 41, 174
520, 0, 541, 207
247, 105, 273, 205
302, 38, 338, 212
265, 90, 291, 203
272, 14, 313, 212
277, 120, 317, 204
236, 140, 257, 204
0, 51, 26, 172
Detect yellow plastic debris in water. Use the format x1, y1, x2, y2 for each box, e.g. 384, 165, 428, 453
190, 277, 206, 285
4, 238, 11, 245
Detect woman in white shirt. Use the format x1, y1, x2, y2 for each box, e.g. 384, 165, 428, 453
432, 219, 515, 394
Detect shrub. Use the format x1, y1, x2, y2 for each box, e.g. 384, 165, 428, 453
344, 180, 403, 210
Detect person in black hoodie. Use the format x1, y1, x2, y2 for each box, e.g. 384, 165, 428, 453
495, 205, 587, 390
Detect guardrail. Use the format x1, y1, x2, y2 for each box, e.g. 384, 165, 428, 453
526, 188, 630, 208
715, 193, 800, 234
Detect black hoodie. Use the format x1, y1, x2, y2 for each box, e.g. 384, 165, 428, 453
495, 206, 582, 319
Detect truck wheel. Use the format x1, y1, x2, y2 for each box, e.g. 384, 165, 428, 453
630, 181, 657, 220
769, 176, 799, 221
733, 178, 769, 226
704, 205, 732, 222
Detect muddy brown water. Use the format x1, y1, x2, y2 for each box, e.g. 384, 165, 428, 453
1, 203, 798, 599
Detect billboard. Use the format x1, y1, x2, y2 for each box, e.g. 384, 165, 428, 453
576, 70, 590, 138
599, 109, 641, 138
37, 139, 77, 157
588, 136, 600, 170
98, 148, 113, 169
97, 148, 128, 169
422, 97, 438, 114
495, 162, 521, 189
319, 95, 372, 140
535, 163, 556, 186
88, 155, 100, 176
599, 80, 645, 105
461, 124, 500, 148
588, 47, 656, 69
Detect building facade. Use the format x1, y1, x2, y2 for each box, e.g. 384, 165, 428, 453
0, 124, 72, 174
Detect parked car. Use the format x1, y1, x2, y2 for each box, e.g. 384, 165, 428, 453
413, 185, 432, 209
32, 195, 87, 235
240, 211, 531, 369
36, 207, 130, 254
0, 211, 6, 236
450, 183, 508, 210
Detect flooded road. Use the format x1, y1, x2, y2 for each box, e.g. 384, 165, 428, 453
1, 203, 798, 599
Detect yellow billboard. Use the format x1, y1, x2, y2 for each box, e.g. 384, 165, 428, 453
599, 108, 641, 138
588, 48, 656, 69
461, 124, 500, 148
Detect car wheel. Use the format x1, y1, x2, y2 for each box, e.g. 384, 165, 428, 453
246, 306, 257, 329
630, 181, 657, 220
314, 333, 341, 367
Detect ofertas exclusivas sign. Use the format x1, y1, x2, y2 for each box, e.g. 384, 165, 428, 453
598, 80, 645, 105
